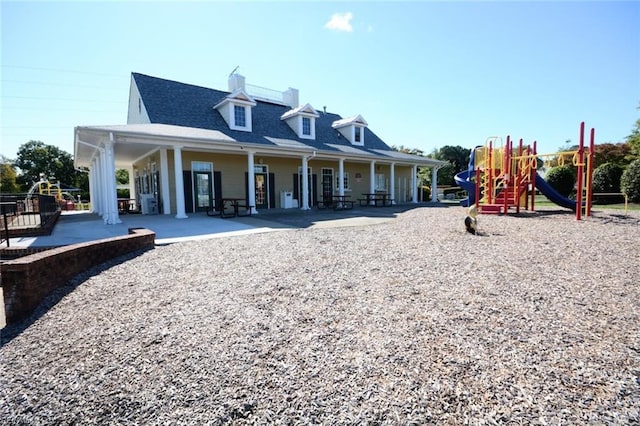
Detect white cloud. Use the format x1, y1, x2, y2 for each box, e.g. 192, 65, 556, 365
324, 12, 353, 32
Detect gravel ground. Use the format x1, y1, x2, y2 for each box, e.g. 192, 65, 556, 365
1, 206, 639, 425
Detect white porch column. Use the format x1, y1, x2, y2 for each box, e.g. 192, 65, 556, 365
159, 148, 171, 215
369, 160, 376, 205
389, 162, 396, 204
173, 146, 188, 219
369, 161, 376, 193
246, 151, 258, 214
301, 155, 310, 210
431, 166, 439, 202
102, 138, 121, 224
96, 155, 104, 216
127, 165, 136, 207
338, 158, 345, 196
90, 158, 100, 214
411, 165, 418, 204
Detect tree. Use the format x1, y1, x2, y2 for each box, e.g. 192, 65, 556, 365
546, 165, 575, 197
14, 140, 77, 190
433, 145, 471, 173
116, 169, 130, 185
626, 104, 640, 157
592, 143, 633, 169
621, 158, 640, 203
436, 163, 457, 186
0, 155, 20, 193
391, 145, 424, 156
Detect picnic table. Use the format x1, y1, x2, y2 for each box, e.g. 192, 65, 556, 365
359, 193, 394, 207
331, 195, 354, 210
206, 198, 253, 218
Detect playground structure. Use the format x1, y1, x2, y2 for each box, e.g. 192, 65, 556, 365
26, 179, 84, 211
455, 122, 595, 220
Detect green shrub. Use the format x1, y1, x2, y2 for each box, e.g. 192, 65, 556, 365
545, 165, 576, 197
592, 163, 624, 204
621, 158, 640, 203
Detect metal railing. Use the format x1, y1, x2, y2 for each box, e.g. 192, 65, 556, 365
1, 194, 60, 247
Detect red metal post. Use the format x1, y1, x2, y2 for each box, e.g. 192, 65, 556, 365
576, 122, 585, 220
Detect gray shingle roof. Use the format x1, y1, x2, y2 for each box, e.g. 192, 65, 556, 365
132, 72, 395, 156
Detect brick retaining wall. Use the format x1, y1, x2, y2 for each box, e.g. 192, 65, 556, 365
1, 228, 155, 326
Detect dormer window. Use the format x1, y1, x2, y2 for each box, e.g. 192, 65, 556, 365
281, 103, 319, 140
332, 114, 368, 146
234, 105, 246, 128
213, 88, 257, 132
302, 117, 311, 136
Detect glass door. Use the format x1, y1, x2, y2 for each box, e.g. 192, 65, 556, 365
193, 171, 212, 212
321, 168, 333, 206
255, 172, 267, 209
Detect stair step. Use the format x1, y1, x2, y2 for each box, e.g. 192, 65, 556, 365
479, 204, 503, 214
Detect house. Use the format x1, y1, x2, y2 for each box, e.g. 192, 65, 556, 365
74, 72, 445, 224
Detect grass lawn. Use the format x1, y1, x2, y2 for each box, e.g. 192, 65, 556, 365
444, 194, 640, 212
533, 195, 640, 211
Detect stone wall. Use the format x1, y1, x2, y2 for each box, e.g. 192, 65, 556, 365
1, 228, 155, 326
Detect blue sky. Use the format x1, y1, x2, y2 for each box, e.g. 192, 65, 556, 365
1, 1, 639, 161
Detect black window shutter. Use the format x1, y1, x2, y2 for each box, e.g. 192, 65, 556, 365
183, 171, 193, 213
312, 174, 318, 206
214, 171, 222, 211
269, 173, 276, 208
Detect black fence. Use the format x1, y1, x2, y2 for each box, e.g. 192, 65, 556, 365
1, 194, 60, 246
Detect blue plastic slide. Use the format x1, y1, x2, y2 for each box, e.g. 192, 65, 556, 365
534, 173, 577, 211
454, 169, 476, 207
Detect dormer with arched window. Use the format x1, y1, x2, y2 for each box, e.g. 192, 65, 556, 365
280, 103, 320, 140
332, 114, 368, 146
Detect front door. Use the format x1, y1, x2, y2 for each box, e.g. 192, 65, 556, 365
193, 171, 212, 212
321, 169, 333, 205
255, 172, 268, 209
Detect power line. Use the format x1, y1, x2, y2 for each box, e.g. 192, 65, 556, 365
1, 65, 126, 78
1, 79, 123, 91
1, 95, 124, 103
1, 105, 120, 113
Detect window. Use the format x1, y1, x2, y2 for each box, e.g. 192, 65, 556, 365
302, 117, 311, 136
336, 172, 350, 191
354, 127, 361, 143
375, 173, 386, 191
234, 105, 246, 128
192, 161, 213, 172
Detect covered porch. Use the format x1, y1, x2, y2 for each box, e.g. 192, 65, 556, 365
75, 124, 445, 225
